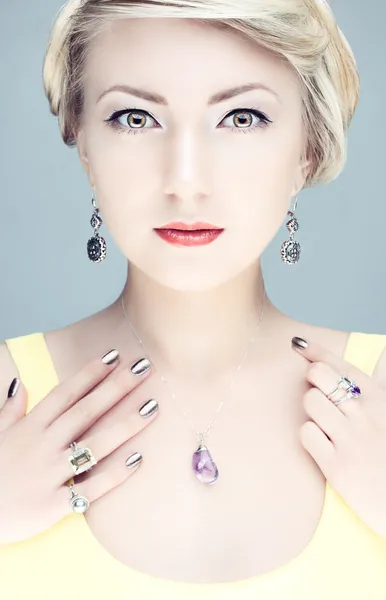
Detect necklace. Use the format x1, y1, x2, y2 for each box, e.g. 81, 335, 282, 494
120, 286, 266, 485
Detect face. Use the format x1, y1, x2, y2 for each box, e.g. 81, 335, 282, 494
77, 18, 309, 290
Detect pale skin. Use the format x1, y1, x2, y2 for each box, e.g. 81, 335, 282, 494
1, 17, 386, 583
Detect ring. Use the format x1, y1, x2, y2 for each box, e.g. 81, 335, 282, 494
68, 441, 97, 475
327, 375, 362, 406
68, 484, 90, 514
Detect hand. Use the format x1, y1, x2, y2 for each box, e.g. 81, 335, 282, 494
292, 336, 386, 539
0, 350, 158, 545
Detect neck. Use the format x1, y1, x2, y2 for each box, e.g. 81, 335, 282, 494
111, 261, 281, 384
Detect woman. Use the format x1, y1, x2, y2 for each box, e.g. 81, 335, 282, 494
1, 0, 386, 598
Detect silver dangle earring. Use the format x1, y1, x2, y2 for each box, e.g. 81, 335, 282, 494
280, 195, 301, 265
87, 192, 107, 263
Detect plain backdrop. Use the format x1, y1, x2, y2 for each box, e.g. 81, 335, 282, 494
1, 0, 385, 342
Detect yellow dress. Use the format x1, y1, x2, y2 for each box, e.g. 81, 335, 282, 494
2, 331, 386, 599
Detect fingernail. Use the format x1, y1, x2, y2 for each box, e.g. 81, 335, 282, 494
292, 337, 308, 349
131, 357, 151, 376
7, 378, 20, 399
101, 349, 120, 365
125, 452, 143, 469
139, 398, 159, 418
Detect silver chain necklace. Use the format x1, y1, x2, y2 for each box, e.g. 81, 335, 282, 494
121, 287, 266, 485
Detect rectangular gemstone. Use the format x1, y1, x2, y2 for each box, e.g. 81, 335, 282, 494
69, 447, 96, 473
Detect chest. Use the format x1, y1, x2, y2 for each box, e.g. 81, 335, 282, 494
79, 378, 327, 584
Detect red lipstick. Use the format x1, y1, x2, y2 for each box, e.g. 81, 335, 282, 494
157, 221, 223, 231
154, 221, 224, 247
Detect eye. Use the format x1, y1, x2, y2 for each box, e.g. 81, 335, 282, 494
104, 108, 159, 135
104, 106, 272, 135
219, 108, 272, 133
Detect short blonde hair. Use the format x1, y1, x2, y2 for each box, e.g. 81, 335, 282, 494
43, 0, 360, 187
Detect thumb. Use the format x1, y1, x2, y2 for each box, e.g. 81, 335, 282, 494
0, 379, 28, 433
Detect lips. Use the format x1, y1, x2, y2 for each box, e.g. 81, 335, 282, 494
156, 221, 223, 231
154, 227, 224, 246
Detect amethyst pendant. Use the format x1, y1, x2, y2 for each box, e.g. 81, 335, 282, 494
192, 444, 219, 484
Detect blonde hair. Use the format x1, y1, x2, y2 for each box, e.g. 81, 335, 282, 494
43, 0, 360, 187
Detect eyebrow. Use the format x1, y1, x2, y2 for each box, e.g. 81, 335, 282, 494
96, 82, 282, 105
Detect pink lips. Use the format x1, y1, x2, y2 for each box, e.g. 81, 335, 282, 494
154, 220, 225, 247
154, 227, 224, 247
157, 221, 223, 231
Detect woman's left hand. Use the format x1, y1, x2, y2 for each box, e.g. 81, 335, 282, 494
292, 336, 386, 539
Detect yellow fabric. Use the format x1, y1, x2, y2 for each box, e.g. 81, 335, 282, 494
2, 330, 386, 599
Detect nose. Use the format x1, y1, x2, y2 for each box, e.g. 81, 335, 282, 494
163, 130, 212, 206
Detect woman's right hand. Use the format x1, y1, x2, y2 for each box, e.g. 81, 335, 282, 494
0, 349, 158, 545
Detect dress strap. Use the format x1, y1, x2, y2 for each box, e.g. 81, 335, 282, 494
4, 332, 58, 413
344, 331, 386, 376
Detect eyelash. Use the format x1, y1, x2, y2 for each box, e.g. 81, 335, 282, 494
104, 106, 272, 135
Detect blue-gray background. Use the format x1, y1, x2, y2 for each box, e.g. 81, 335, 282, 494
0, 0, 385, 342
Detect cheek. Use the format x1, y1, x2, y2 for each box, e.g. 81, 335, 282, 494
223, 120, 303, 193
226, 137, 300, 230
84, 133, 155, 226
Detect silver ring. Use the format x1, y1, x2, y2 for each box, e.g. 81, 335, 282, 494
68, 484, 90, 514
68, 441, 97, 475
327, 375, 361, 405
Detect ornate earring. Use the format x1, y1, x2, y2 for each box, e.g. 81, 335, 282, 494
280, 195, 301, 265
87, 192, 107, 263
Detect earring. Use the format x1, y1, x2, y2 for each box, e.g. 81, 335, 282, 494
87, 192, 107, 263
280, 195, 301, 265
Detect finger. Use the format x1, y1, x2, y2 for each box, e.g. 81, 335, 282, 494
47, 356, 152, 446
306, 362, 362, 418
53, 395, 159, 485
292, 336, 372, 392
303, 387, 347, 443
0, 379, 28, 433
30, 349, 121, 428
57, 448, 144, 518
299, 420, 335, 479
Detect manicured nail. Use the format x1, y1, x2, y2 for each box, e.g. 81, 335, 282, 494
139, 398, 159, 418
292, 337, 308, 349
125, 452, 143, 469
7, 378, 20, 399
131, 357, 151, 376
101, 349, 120, 365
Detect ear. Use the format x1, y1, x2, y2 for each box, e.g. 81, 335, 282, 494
291, 154, 312, 196
76, 130, 94, 188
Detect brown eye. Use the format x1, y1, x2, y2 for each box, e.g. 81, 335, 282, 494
105, 108, 159, 133
233, 112, 254, 128
219, 108, 271, 132
125, 112, 148, 128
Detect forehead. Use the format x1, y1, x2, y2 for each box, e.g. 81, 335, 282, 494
85, 17, 301, 108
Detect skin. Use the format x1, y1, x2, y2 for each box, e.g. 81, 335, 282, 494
77, 17, 311, 383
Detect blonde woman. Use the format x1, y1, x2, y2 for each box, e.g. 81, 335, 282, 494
1, 0, 386, 598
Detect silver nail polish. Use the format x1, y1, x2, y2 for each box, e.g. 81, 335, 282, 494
7, 378, 20, 399
292, 337, 308, 349
125, 452, 143, 469
131, 357, 151, 376
101, 349, 119, 365
139, 398, 159, 418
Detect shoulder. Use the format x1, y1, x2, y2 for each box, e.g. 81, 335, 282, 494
297, 319, 386, 388
0, 303, 119, 398
285, 317, 351, 362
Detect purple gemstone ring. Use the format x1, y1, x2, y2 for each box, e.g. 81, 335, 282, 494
327, 375, 362, 406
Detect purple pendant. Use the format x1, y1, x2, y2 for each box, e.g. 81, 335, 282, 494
192, 444, 219, 484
